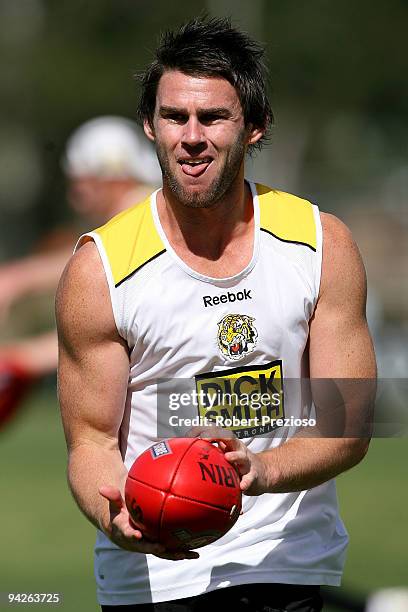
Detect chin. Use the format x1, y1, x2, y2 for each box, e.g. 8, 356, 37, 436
182, 198, 217, 210
178, 184, 222, 209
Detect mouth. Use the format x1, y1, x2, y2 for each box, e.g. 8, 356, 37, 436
178, 157, 213, 178
230, 342, 242, 355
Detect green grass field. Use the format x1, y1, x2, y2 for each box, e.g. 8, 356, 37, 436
1, 387, 407, 611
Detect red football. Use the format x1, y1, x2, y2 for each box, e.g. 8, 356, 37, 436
125, 438, 242, 550
0, 359, 33, 430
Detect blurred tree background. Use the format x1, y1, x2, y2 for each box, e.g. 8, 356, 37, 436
1, 0, 407, 343
0, 1, 407, 610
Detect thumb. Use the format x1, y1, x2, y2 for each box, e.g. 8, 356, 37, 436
218, 436, 241, 453
99, 486, 125, 514
239, 473, 254, 494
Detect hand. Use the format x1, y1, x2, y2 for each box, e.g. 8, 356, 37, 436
99, 486, 200, 560
188, 425, 271, 496
222, 437, 271, 496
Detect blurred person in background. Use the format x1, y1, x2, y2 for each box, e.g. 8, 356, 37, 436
0, 116, 161, 426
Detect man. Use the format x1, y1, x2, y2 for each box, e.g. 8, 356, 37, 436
56, 18, 376, 612
0, 117, 160, 426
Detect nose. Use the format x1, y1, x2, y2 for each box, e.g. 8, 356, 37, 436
181, 116, 205, 148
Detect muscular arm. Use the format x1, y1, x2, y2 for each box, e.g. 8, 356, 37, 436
56, 242, 198, 559
56, 241, 131, 533
222, 213, 377, 494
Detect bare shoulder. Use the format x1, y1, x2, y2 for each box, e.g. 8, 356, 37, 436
310, 214, 376, 379
57, 240, 106, 299
319, 212, 367, 303
56, 241, 129, 444
56, 240, 116, 346
320, 211, 360, 261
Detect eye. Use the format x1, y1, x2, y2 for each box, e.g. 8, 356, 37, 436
200, 113, 223, 125
162, 112, 187, 124
171, 114, 187, 124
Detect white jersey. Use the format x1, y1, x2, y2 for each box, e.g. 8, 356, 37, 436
77, 181, 348, 606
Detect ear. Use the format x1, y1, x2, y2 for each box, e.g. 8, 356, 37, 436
247, 125, 264, 147
143, 119, 155, 142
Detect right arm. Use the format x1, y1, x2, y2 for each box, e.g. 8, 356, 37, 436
56, 241, 197, 560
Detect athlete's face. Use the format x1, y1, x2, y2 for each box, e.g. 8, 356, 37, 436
144, 71, 263, 208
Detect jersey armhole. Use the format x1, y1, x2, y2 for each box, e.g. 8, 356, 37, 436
312, 204, 323, 308
74, 232, 124, 339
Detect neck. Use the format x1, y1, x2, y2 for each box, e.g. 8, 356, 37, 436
157, 170, 252, 260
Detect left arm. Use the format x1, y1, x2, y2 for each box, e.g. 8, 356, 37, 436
220, 213, 377, 494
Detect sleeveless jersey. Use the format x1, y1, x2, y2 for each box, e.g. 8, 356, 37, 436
76, 181, 348, 606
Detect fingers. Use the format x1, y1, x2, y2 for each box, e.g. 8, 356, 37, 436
110, 515, 165, 555
223, 448, 261, 495
111, 523, 197, 559
186, 424, 228, 439
187, 424, 227, 439
154, 550, 200, 561
113, 532, 166, 556
98, 485, 197, 560
99, 485, 143, 540
99, 485, 123, 502
224, 449, 250, 471
188, 424, 238, 444
186, 425, 201, 438
116, 518, 144, 541
239, 472, 254, 493
131, 539, 166, 556
99, 485, 124, 512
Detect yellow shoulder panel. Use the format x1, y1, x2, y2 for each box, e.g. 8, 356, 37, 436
256, 183, 317, 251
94, 196, 165, 287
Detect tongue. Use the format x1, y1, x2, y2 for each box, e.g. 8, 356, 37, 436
231, 343, 240, 353
181, 162, 210, 177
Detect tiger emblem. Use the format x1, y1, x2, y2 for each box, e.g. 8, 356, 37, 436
217, 314, 258, 361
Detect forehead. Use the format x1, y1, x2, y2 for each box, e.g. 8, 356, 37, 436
155, 70, 242, 112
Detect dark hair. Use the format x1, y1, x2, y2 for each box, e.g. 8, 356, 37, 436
138, 17, 273, 151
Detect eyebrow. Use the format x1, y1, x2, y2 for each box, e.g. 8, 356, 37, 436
159, 105, 233, 118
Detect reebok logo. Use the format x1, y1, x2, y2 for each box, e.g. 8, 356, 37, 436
203, 289, 252, 308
